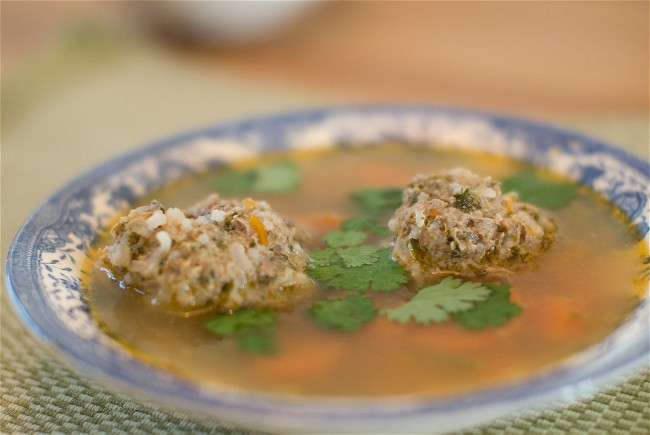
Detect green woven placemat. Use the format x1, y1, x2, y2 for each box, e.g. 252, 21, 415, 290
2, 295, 648, 433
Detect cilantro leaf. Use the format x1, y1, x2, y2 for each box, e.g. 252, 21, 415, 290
351, 187, 403, 215
501, 171, 577, 209
253, 160, 301, 193
337, 245, 380, 267
309, 248, 340, 267
383, 277, 491, 325
455, 283, 522, 329
204, 309, 278, 336
323, 230, 366, 248
341, 217, 393, 237
368, 253, 409, 291
213, 170, 256, 193
238, 331, 278, 355
309, 248, 407, 292
324, 262, 377, 291
308, 261, 345, 281
205, 309, 280, 355
310, 293, 378, 331
214, 160, 301, 194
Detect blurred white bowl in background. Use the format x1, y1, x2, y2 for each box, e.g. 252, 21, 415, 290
147, 0, 321, 46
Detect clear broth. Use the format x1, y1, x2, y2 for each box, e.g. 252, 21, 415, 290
84, 144, 648, 397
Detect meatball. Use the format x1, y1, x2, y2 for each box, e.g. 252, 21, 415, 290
388, 168, 557, 279
99, 194, 312, 312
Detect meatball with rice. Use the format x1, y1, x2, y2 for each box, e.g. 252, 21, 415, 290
388, 168, 557, 279
100, 194, 311, 312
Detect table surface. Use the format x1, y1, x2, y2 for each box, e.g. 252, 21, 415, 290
2, 2, 648, 433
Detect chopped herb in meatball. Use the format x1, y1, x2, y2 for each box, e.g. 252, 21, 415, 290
99, 194, 312, 313
388, 168, 558, 279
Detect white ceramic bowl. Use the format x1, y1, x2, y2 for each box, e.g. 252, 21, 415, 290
146, 1, 321, 45
6, 106, 649, 433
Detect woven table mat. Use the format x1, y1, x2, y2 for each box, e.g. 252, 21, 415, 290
2, 295, 649, 433
2, 26, 649, 434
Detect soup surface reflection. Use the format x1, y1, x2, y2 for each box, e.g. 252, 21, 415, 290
85, 144, 648, 397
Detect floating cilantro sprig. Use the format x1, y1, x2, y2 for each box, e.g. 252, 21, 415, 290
351, 187, 403, 215
340, 216, 393, 237
310, 293, 378, 331
237, 331, 277, 354
322, 229, 367, 248
204, 309, 279, 354
454, 283, 522, 329
501, 170, 577, 209
339, 187, 403, 237
308, 230, 408, 292
382, 277, 522, 328
383, 277, 491, 325
214, 160, 301, 194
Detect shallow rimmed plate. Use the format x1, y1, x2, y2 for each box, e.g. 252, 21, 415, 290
6, 106, 649, 433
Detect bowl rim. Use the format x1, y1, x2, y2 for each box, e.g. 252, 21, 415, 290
5, 104, 649, 431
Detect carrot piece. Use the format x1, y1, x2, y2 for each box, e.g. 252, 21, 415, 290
242, 197, 257, 210
534, 295, 585, 342
405, 323, 494, 352
500, 193, 516, 214
249, 215, 268, 246
508, 286, 525, 307
253, 340, 345, 381
292, 213, 345, 237
357, 162, 415, 185
363, 317, 408, 341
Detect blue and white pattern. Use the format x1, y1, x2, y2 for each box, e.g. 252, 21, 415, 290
6, 106, 649, 433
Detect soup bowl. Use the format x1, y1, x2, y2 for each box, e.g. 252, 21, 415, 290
6, 106, 649, 433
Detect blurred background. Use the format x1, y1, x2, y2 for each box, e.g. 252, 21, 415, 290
4, 1, 648, 114
3, 0, 648, 244
3, 1, 648, 213
1, 1, 649, 432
